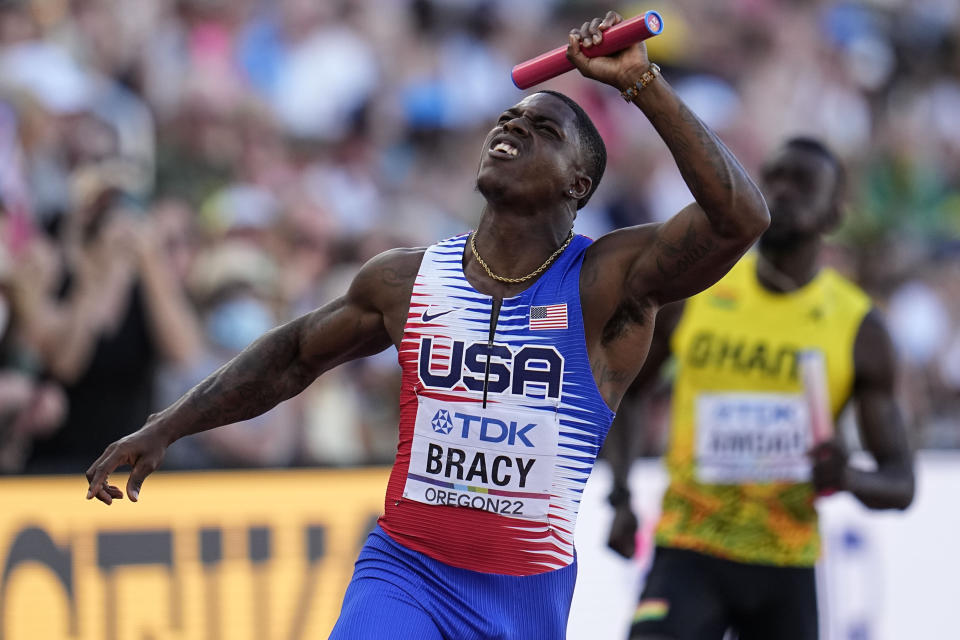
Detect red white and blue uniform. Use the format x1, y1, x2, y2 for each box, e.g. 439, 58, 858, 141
331, 233, 615, 639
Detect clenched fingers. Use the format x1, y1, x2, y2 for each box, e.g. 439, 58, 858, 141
85, 445, 128, 502
575, 11, 621, 48
126, 457, 159, 502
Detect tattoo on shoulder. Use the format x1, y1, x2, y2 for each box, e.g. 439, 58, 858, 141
380, 260, 419, 288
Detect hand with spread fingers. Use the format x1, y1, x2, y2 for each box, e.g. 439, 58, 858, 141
85, 422, 169, 504
566, 11, 651, 90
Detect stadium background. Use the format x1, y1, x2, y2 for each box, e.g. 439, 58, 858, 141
0, 0, 957, 638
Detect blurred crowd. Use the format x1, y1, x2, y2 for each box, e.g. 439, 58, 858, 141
0, 0, 957, 474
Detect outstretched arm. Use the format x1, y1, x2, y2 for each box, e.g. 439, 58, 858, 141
85, 248, 421, 504
811, 310, 915, 510
165, 299, 387, 439
569, 12, 768, 306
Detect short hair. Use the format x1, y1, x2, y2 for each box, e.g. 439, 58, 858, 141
535, 90, 606, 209
783, 136, 846, 199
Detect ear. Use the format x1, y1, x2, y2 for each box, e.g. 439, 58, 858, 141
822, 189, 846, 232
566, 173, 592, 201
823, 170, 846, 232
823, 202, 844, 233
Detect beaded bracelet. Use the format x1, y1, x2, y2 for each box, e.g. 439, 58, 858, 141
620, 63, 662, 102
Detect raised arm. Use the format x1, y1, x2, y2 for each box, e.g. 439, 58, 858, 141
811, 310, 915, 510
569, 12, 768, 306
85, 248, 422, 504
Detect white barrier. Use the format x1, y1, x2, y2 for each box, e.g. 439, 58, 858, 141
569, 452, 960, 640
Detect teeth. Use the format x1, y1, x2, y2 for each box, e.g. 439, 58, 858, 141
493, 142, 518, 156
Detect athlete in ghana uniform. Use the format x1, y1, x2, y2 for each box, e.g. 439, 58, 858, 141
608, 138, 915, 640
84, 12, 769, 640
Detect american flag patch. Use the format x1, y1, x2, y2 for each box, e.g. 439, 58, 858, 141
530, 304, 568, 330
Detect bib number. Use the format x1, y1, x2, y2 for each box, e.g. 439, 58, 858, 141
695, 393, 813, 483
403, 395, 559, 520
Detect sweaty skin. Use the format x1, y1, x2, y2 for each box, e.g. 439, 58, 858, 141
85, 11, 768, 504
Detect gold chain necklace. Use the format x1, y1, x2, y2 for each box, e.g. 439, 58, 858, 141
469, 230, 574, 284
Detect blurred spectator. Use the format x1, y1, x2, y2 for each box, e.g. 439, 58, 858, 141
20, 170, 202, 473
162, 241, 299, 468
298, 264, 401, 466
0, 0, 956, 473
0, 204, 66, 472
238, 1, 379, 140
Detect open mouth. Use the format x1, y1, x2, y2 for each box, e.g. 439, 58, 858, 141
489, 140, 519, 159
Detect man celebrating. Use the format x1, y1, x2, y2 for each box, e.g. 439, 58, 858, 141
85, 12, 769, 640
609, 138, 915, 640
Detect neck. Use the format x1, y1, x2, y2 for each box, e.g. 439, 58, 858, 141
756, 235, 822, 293
470, 205, 574, 280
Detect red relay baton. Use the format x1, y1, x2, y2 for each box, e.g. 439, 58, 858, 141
511, 11, 664, 90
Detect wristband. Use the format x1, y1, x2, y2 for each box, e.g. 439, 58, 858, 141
608, 483, 632, 507
620, 63, 661, 102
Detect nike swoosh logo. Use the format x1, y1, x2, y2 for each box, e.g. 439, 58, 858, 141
421, 308, 456, 322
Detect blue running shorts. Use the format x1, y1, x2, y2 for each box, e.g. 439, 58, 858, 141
330, 525, 577, 640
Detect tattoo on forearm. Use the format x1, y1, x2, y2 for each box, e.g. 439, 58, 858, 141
677, 104, 734, 190
645, 99, 743, 216
183, 320, 315, 433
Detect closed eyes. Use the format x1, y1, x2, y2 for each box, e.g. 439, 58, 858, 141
496, 113, 562, 138
537, 124, 561, 138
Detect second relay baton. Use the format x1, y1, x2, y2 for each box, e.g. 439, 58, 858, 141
511, 11, 664, 90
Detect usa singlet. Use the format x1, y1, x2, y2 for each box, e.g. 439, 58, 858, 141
378, 232, 615, 576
